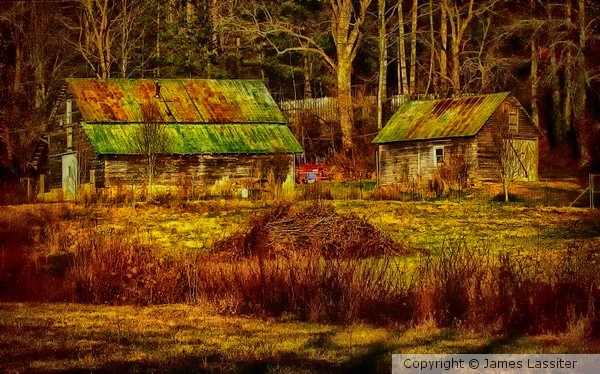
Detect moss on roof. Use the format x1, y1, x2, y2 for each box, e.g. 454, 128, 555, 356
81, 123, 303, 155
66, 78, 286, 124
373, 92, 510, 143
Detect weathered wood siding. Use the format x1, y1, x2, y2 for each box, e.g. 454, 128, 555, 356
101, 154, 294, 189
378, 95, 540, 186
378, 138, 477, 185
476, 96, 540, 182
46, 93, 94, 190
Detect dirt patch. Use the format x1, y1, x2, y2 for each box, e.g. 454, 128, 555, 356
211, 202, 412, 260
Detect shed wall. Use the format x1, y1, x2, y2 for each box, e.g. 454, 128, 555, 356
476, 96, 540, 182
378, 138, 477, 185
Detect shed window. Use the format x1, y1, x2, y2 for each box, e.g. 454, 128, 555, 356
509, 106, 518, 133
433, 146, 444, 167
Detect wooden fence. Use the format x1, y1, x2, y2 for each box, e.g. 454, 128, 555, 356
279, 94, 411, 127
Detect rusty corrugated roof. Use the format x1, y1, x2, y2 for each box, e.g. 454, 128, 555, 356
373, 92, 510, 143
81, 123, 303, 154
66, 78, 286, 124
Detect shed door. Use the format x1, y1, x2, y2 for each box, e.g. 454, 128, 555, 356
62, 153, 78, 199
509, 139, 538, 182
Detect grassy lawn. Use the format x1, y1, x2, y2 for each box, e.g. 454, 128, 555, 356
74, 198, 600, 256
334, 200, 600, 253
1, 303, 599, 373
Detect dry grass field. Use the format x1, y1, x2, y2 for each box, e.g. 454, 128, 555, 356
2, 303, 600, 373
1, 176, 600, 372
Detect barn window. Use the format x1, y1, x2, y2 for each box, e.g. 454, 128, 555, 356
433, 146, 444, 167
509, 106, 519, 132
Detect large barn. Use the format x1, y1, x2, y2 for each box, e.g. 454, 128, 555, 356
31, 78, 303, 199
373, 92, 542, 187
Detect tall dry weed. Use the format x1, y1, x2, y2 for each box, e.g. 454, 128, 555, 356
1, 203, 600, 337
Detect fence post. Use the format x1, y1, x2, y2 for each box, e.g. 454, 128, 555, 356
591, 174, 595, 209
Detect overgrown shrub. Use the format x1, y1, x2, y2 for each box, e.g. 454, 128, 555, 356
70, 233, 189, 304
2, 203, 600, 337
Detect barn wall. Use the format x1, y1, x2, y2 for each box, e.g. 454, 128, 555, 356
46, 95, 97, 190
476, 97, 540, 182
102, 154, 295, 190
378, 138, 477, 185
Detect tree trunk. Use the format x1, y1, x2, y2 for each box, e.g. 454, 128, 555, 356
573, 0, 589, 165
451, 38, 461, 93
398, 0, 409, 95
155, 0, 161, 78
409, 0, 418, 95
34, 83, 46, 109
303, 56, 313, 99
425, 0, 435, 95
337, 56, 354, 150
445, 0, 475, 94
564, 1, 573, 137
209, 0, 220, 49
530, 34, 539, 128
329, 0, 372, 152
13, 41, 23, 94
440, 0, 448, 94
548, 6, 563, 144
377, 0, 387, 129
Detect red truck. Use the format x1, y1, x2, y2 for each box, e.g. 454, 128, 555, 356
296, 164, 331, 183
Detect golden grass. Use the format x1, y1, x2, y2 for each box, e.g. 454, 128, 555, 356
2, 303, 599, 373
2, 198, 600, 371
333, 200, 600, 252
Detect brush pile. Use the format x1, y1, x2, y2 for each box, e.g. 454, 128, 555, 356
212, 202, 410, 260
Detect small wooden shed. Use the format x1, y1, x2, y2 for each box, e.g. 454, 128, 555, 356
31, 78, 303, 199
373, 92, 542, 186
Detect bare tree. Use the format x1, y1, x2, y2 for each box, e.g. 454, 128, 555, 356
231, 0, 373, 152
0, 2, 26, 94
377, 0, 388, 130
572, 0, 589, 165
493, 132, 525, 202
67, 0, 145, 78
441, 0, 499, 93
116, 0, 146, 78
439, 0, 449, 94
329, 0, 374, 151
134, 100, 170, 197
397, 0, 409, 95
409, 0, 418, 95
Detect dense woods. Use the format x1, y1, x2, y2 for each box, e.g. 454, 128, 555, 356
1, 0, 599, 184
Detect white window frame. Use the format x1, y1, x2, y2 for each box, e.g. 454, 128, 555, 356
433, 146, 444, 167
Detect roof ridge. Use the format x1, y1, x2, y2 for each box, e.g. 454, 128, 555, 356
404, 91, 510, 103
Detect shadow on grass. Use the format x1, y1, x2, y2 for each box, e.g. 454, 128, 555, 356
464, 334, 521, 354
10, 341, 399, 374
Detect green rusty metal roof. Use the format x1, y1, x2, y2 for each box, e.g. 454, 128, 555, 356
66, 78, 285, 123
373, 92, 510, 143
81, 123, 303, 155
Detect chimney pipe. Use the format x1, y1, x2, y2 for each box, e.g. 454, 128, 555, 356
155, 80, 160, 98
